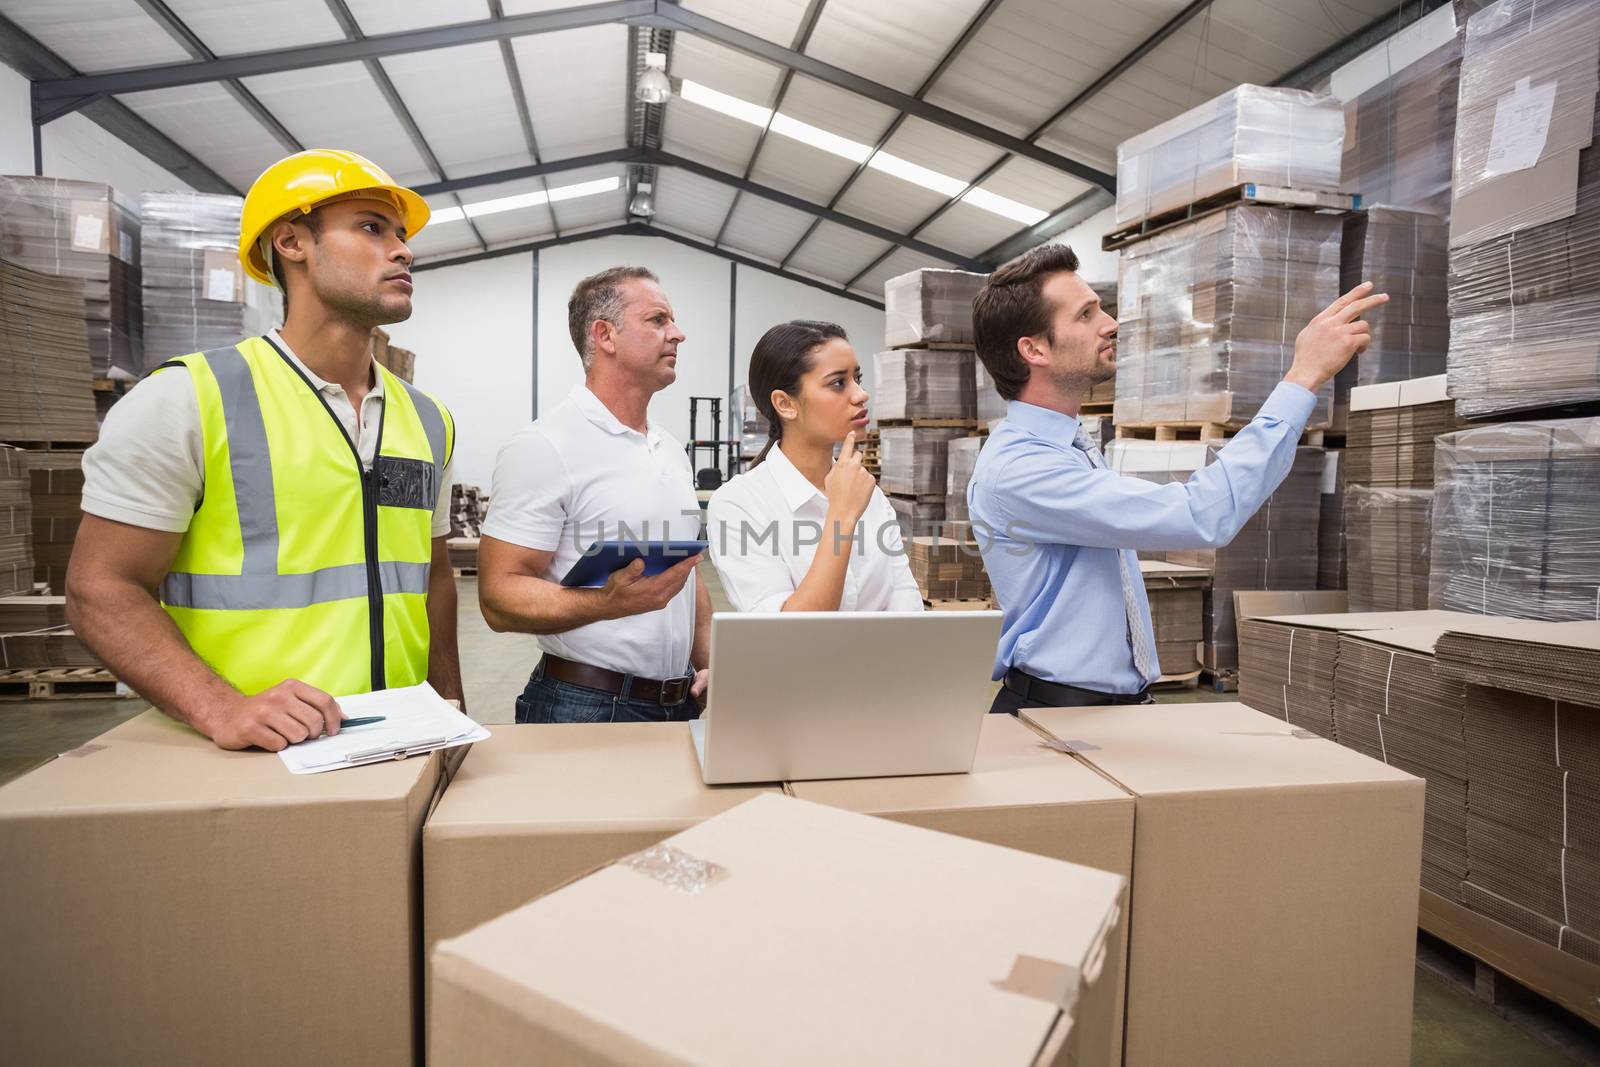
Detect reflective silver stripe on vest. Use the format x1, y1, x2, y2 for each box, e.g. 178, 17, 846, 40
206, 345, 279, 574
161, 561, 430, 611
397, 377, 448, 489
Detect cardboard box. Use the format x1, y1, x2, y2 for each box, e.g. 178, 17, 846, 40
1022, 701, 1424, 1067
423, 723, 777, 964
789, 712, 1133, 876
0, 710, 445, 1065
790, 714, 1135, 1064
430, 793, 1128, 1067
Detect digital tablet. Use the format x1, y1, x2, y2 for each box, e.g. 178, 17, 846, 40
559, 540, 709, 588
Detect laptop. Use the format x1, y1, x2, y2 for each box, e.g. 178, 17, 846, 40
689, 610, 1003, 784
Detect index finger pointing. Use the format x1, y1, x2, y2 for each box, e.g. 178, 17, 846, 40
1335, 292, 1390, 322
1320, 282, 1373, 319
840, 431, 857, 461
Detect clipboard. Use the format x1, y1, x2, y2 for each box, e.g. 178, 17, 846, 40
278, 682, 489, 775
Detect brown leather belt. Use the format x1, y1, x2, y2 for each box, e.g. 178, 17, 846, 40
538, 654, 692, 706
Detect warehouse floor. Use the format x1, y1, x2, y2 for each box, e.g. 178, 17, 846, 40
0, 570, 1595, 1064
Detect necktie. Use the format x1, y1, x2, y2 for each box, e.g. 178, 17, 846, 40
1072, 421, 1160, 683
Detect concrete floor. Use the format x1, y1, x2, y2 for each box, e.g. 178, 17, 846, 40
1, 569, 1596, 1063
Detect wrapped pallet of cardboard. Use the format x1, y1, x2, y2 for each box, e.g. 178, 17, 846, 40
1114, 205, 1340, 428
1110, 440, 1323, 672
430, 794, 1129, 1067
1445, 0, 1600, 418
0, 176, 141, 378
0, 260, 98, 445
1345, 486, 1433, 612
874, 348, 975, 420
1344, 375, 1461, 489
0, 447, 31, 597
944, 436, 981, 523
1339, 209, 1451, 386
1429, 417, 1600, 620
1318, 451, 1347, 589
1114, 85, 1344, 226
974, 361, 1007, 429
879, 425, 966, 498
24, 450, 84, 593
882, 268, 985, 348
1332, 2, 1461, 216
139, 192, 279, 372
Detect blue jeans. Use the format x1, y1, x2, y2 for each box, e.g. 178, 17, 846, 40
514, 662, 700, 724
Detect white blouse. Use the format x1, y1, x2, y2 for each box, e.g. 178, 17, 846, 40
707, 444, 925, 613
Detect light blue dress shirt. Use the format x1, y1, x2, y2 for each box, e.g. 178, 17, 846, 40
967, 381, 1318, 694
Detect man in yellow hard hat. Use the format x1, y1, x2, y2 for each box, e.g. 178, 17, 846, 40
67, 149, 464, 751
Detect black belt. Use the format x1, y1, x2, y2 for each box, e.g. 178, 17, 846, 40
1003, 668, 1150, 707
538, 655, 692, 706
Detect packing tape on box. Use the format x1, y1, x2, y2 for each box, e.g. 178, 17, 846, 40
621, 843, 728, 895
991, 954, 1084, 1014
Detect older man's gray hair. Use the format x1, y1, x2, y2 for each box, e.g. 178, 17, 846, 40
567, 265, 659, 368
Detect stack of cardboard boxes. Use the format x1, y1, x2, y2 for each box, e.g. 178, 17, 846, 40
1429, 417, 1600, 620
0, 693, 1428, 1065
0, 260, 99, 445
1110, 440, 1324, 675
0, 448, 30, 597
1113, 205, 1341, 430
0, 176, 141, 379
370, 327, 416, 383
1436, 621, 1600, 968
139, 192, 279, 371
448, 484, 487, 574
1342, 376, 1464, 612
943, 436, 981, 525
1444, 0, 1600, 419
906, 536, 989, 605
878, 269, 986, 539
1140, 560, 1209, 677
1113, 85, 1345, 227
0, 595, 97, 668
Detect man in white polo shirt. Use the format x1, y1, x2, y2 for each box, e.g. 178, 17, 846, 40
479, 266, 708, 723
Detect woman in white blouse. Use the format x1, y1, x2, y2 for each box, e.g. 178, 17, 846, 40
708, 321, 924, 613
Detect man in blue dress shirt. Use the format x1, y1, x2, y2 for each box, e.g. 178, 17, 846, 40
967, 243, 1387, 712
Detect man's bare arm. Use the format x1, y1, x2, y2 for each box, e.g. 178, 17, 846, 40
478, 535, 699, 636
426, 535, 464, 707
66, 515, 342, 750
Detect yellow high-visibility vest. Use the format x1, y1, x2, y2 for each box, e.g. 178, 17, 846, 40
157, 335, 453, 696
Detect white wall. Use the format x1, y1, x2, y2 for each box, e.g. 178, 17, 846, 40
0, 60, 193, 196
1040, 203, 1120, 284
383, 255, 534, 492
393, 232, 885, 488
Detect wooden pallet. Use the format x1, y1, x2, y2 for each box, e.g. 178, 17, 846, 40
1114, 422, 1328, 447
0, 667, 118, 701
1200, 667, 1238, 693
924, 597, 993, 611
1419, 889, 1600, 1032
877, 418, 980, 430
1, 440, 96, 451
1103, 183, 1360, 252
1079, 401, 1115, 417
1152, 669, 1203, 691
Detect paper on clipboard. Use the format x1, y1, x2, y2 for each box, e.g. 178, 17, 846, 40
278, 681, 488, 775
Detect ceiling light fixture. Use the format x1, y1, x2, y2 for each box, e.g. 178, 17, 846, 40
635, 52, 672, 105
426, 176, 622, 226
628, 181, 656, 218
678, 78, 1048, 226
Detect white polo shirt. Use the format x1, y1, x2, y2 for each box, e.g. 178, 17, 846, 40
706, 444, 923, 614
82, 330, 453, 536
483, 384, 701, 680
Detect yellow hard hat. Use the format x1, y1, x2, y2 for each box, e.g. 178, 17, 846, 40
239, 148, 430, 287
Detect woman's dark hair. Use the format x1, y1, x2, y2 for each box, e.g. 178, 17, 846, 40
747, 320, 848, 467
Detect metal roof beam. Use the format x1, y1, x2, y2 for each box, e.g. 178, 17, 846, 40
32, 0, 655, 101
131, 0, 303, 155
0, 12, 237, 193
412, 148, 984, 270
775, 0, 1004, 270
411, 221, 883, 309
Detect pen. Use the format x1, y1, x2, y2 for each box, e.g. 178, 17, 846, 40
340, 715, 387, 728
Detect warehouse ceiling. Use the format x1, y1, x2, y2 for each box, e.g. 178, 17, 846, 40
0, 0, 1414, 302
